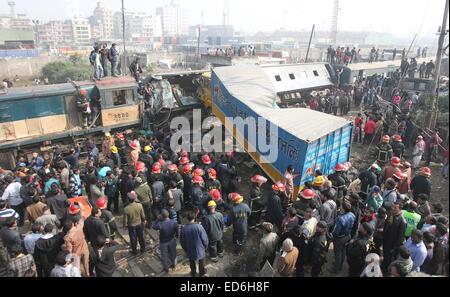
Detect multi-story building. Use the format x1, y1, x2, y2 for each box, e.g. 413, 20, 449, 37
0, 14, 31, 31
113, 11, 163, 42
156, 2, 188, 37
92, 0, 114, 40
142, 15, 162, 39
37, 20, 73, 47
72, 18, 92, 45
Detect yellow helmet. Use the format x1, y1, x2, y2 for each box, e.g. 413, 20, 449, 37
105, 132, 111, 138
111, 146, 118, 154
207, 200, 217, 208
313, 176, 325, 186
144, 145, 152, 153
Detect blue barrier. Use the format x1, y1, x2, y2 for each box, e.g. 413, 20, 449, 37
0, 49, 39, 58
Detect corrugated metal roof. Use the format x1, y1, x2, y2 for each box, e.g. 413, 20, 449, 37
213, 65, 351, 142
0, 83, 76, 101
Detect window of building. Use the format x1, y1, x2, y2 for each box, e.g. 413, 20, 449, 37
313, 70, 319, 77
275, 75, 282, 82
289, 73, 295, 80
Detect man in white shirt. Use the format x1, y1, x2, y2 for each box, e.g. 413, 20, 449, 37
1, 176, 23, 226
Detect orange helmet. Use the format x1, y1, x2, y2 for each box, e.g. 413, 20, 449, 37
69, 203, 81, 215
180, 150, 189, 158
183, 164, 193, 174
229, 192, 244, 204
152, 163, 161, 174
272, 181, 286, 192
391, 157, 401, 166
96, 197, 108, 210
393, 134, 402, 142
179, 157, 190, 165
79, 89, 87, 97
382, 135, 390, 143
135, 161, 145, 172
209, 189, 222, 202
207, 168, 217, 179
251, 175, 268, 184
193, 168, 204, 177
300, 189, 315, 200
192, 175, 204, 184
335, 163, 346, 172
420, 167, 432, 177
168, 164, 178, 172
202, 154, 212, 165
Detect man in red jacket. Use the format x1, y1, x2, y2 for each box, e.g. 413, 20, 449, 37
354, 113, 363, 143
363, 117, 376, 145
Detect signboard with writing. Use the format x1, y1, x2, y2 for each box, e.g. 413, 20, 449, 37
101, 106, 139, 127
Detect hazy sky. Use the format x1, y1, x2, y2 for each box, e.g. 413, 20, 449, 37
1, 0, 448, 37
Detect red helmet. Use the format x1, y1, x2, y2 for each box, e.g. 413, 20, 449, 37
300, 189, 315, 200
335, 163, 346, 172
209, 189, 222, 201
183, 164, 193, 174
180, 150, 189, 158
272, 181, 286, 192
168, 164, 178, 172
207, 168, 217, 178
391, 157, 401, 166
193, 168, 204, 177
69, 203, 80, 215
382, 135, 390, 143
393, 168, 405, 180
343, 162, 352, 170
393, 134, 402, 142
229, 192, 244, 204
192, 175, 204, 184
116, 133, 125, 141
79, 89, 87, 97
158, 159, 166, 166
202, 154, 212, 165
251, 175, 268, 184
420, 167, 432, 177
179, 157, 190, 165
135, 161, 145, 172
96, 197, 108, 210
130, 140, 139, 150
152, 163, 161, 174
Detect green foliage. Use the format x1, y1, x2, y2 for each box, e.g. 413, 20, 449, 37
438, 94, 449, 113
41, 57, 92, 84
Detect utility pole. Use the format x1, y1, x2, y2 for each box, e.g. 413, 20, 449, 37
427, 0, 449, 129
305, 24, 315, 63
121, 0, 127, 75
197, 25, 201, 62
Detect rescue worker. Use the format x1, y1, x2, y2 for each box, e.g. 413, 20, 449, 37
358, 164, 379, 201
382, 157, 402, 183
293, 189, 317, 217
248, 175, 267, 230
138, 146, 154, 170
410, 167, 432, 200
393, 169, 409, 195
328, 163, 348, 208
266, 182, 285, 232
227, 193, 251, 255
205, 168, 221, 192
202, 200, 225, 262
167, 164, 184, 190
391, 135, 405, 160
96, 197, 118, 241
76, 89, 92, 128
181, 164, 193, 204
199, 155, 214, 173
377, 135, 394, 166
191, 175, 207, 218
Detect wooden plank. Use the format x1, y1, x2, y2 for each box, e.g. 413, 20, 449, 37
142, 256, 164, 274
128, 260, 145, 277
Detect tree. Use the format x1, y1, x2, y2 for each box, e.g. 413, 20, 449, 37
41, 56, 92, 84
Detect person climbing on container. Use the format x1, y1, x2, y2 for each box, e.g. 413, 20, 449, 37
76, 89, 92, 129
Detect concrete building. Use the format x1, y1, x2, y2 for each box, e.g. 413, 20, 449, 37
37, 20, 73, 47
113, 11, 162, 42
0, 14, 31, 31
92, 0, 114, 39
156, 2, 188, 37
72, 18, 92, 45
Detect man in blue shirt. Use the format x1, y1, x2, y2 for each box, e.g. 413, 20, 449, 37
152, 209, 178, 274
331, 201, 356, 274
405, 229, 428, 272
109, 43, 119, 77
